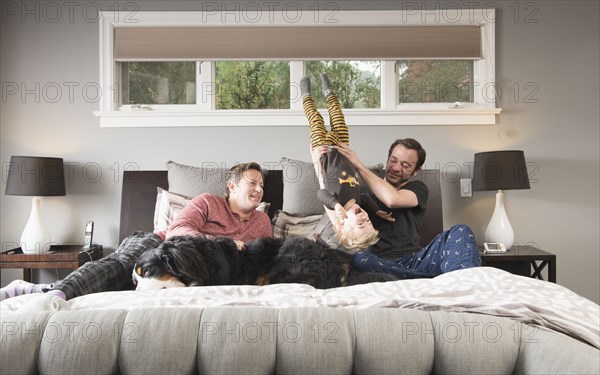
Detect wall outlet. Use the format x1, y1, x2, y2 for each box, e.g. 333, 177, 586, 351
460, 179, 472, 197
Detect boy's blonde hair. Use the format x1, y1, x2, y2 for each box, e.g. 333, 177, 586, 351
337, 227, 379, 252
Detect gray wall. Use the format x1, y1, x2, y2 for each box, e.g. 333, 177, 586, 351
1, 1, 598, 303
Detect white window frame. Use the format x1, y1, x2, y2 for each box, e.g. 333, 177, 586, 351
94, 9, 501, 128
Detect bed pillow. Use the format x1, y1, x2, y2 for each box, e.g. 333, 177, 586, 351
312, 214, 343, 249
153, 187, 191, 232
279, 157, 385, 216
166, 160, 227, 198
280, 157, 324, 216
272, 210, 323, 239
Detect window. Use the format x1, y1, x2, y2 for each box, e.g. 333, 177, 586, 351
305, 61, 381, 109
122, 62, 196, 105
95, 9, 500, 127
398, 60, 473, 104
215, 61, 290, 110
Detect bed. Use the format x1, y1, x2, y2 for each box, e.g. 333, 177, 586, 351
1, 160, 599, 374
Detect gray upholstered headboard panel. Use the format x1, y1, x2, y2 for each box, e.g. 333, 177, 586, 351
118, 169, 442, 246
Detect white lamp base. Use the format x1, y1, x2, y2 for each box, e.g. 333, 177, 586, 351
20, 196, 51, 255
484, 190, 515, 250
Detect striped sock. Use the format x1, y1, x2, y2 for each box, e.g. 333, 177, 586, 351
0, 280, 54, 301
46, 289, 66, 300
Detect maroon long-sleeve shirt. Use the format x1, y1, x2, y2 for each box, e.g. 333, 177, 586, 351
161, 193, 272, 242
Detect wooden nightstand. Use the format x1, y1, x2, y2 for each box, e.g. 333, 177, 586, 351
0, 244, 102, 282
480, 245, 556, 283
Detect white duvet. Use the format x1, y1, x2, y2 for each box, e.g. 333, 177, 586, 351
2, 267, 598, 349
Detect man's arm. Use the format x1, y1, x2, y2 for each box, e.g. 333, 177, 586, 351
336, 143, 418, 209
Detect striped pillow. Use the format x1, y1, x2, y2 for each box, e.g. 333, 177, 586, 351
153, 187, 191, 232
272, 210, 323, 239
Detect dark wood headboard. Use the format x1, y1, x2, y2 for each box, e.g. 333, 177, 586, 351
119, 169, 442, 247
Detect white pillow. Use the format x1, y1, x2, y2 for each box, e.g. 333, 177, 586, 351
153, 188, 191, 232
272, 210, 323, 239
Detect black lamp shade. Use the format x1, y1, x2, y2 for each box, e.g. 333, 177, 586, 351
472, 150, 530, 191
5, 156, 66, 196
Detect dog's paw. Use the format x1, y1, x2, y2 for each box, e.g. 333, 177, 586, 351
17, 293, 70, 313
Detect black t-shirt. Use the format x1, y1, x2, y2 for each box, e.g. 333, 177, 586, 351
366, 180, 429, 259
317, 149, 380, 215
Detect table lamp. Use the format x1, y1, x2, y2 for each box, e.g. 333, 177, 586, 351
472, 150, 530, 250
5, 156, 66, 254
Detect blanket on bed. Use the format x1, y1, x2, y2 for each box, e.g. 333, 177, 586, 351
2, 267, 598, 349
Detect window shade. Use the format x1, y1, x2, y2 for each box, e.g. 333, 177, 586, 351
114, 26, 481, 61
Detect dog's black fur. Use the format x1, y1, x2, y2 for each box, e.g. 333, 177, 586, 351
133, 235, 397, 290
246, 237, 398, 288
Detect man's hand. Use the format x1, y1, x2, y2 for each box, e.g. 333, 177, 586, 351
234, 240, 246, 251
376, 210, 395, 222
335, 142, 363, 169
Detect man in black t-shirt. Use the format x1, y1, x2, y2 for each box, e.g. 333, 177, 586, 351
336, 138, 481, 279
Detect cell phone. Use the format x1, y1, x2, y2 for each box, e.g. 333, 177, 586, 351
83, 221, 94, 249
484, 242, 506, 253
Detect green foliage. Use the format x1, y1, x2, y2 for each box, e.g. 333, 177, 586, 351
215, 61, 290, 109
124, 62, 195, 104
398, 60, 472, 103
305, 61, 381, 108
122, 61, 381, 108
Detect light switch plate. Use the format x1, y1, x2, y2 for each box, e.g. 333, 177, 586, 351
460, 179, 472, 197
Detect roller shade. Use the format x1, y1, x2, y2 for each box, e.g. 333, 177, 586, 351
114, 26, 481, 61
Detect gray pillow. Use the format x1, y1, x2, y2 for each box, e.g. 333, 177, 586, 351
166, 160, 227, 198
279, 157, 386, 216
280, 157, 324, 216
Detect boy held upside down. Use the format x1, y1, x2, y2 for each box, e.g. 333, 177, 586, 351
302, 74, 394, 251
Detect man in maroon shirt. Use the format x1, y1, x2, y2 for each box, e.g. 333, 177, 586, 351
166, 162, 272, 249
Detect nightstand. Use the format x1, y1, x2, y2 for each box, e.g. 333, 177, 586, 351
0, 244, 102, 282
480, 245, 556, 283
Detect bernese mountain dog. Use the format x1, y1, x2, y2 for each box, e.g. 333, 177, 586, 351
132, 235, 396, 291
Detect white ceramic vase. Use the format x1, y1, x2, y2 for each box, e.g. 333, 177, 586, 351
20, 197, 51, 254
484, 190, 515, 250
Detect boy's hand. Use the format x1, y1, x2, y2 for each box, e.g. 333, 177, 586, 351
234, 240, 246, 251
334, 203, 347, 220
376, 210, 395, 222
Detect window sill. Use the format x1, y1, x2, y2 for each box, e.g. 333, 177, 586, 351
94, 108, 502, 128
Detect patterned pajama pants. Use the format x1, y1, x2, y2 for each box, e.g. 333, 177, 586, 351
52, 232, 162, 300
303, 93, 350, 148
352, 225, 481, 279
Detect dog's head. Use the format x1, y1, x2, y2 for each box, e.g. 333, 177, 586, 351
132, 238, 209, 291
